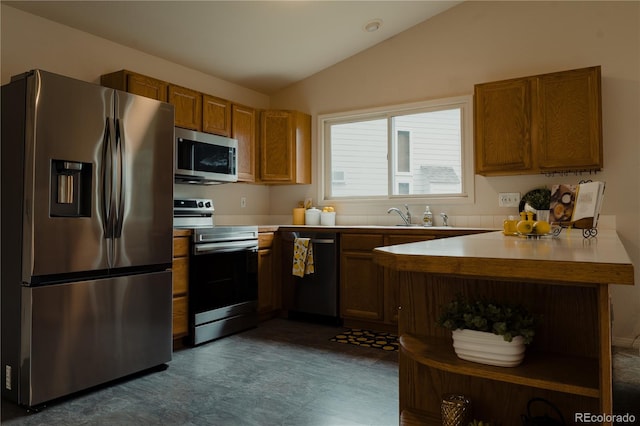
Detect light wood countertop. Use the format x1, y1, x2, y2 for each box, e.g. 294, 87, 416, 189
373, 229, 634, 286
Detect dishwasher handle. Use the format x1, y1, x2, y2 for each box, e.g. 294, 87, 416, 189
309, 238, 335, 244
287, 232, 337, 245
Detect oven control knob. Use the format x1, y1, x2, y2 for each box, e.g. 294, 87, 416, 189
205, 201, 212, 208
198, 201, 204, 207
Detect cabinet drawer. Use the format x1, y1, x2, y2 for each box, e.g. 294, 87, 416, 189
173, 237, 189, 257
172, 257, 188, 295
341, 234, 385, 252
258, 232, 275, 249
172, 296, 188, 338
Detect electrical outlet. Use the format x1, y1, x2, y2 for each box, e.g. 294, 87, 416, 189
498, 192, 521, 207
240, 197, 247, 208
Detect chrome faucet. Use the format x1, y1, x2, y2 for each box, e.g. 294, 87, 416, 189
440, 212, 449, 227
388, 204, 412, 225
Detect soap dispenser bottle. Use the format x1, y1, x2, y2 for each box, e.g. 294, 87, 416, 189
423, 206, 433, 227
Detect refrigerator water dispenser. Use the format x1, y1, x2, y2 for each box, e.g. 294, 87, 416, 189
50, 159, 92, 217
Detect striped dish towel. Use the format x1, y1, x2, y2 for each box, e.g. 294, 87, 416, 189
292, 237, 314, 277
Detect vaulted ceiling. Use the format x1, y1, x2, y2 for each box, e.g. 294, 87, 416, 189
6, 1, 461, 94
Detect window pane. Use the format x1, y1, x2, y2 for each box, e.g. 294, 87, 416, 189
321, 96, 471, 202
397, 130, 410, 173
330, 119, 387, 197
392, 109, 462, 195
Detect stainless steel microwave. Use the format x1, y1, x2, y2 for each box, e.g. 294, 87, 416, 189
174, 127, 238, 184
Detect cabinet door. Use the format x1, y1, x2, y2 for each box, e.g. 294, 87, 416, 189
232, 104, 257, 182
260, 110, 294, 182
536, 66, 602, 171
169, 85, 202, 131
340, 234, 385, 322
100, 70, 168, 102
203, 94, 231, 136
172, 235, 189, 339
258, 248, 275, 314
260, 110, 311, 184
126, 73, 168, 102
172, 296, 188, 338
383, 235, 436, 324
172, 257, 188, 296
475, 78, 533, 175
341, 252, 384, 321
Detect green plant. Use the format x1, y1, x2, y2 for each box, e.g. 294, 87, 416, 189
522, 187, 551, 210
437, 295, 536, 344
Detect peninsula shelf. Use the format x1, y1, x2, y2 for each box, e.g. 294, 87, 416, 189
374, 230, 634, 426
400, 334, 600, 398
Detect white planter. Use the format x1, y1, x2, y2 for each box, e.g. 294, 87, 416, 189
451, 329, 526, 367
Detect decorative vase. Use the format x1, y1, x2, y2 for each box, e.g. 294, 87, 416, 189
441, 394, 471, 426
451, 329, 526, 367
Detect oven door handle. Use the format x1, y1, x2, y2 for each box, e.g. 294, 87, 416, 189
193, 240, 258, 255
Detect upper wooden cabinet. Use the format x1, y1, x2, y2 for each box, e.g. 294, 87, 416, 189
100, 70, 168, 102
260, 110, 311, 184
203, 94, 231, 136
474, 66, 602, 176
232, 104, 257, 182
169, 84, 202, 131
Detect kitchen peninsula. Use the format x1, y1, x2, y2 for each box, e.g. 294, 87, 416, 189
373, 230, 634, 425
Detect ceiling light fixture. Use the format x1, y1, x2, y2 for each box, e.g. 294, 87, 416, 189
363, 19, 383, 33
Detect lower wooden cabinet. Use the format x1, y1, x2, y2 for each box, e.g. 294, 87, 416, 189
172, 230, 190, 340
340, 231, 486, 331
258, 232, 280, 319
383, 234, 437, 324
340, 234, 385, 325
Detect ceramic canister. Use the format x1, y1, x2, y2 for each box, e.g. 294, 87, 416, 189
320, 211, 336, 226
305, 208, 321, 225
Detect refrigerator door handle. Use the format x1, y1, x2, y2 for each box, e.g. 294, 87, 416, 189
101, 117, 114, 239
114, 118, 125, 238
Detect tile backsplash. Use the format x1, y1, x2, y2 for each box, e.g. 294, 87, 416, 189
213, 214, 615, 230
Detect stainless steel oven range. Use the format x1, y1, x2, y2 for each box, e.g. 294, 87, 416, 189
173, 199, 259, 345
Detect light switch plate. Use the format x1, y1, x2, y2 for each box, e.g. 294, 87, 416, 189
498, 192, 521, 207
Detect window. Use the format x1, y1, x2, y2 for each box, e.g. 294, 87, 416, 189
396, 130, 411, 173
319, 96, 473, 203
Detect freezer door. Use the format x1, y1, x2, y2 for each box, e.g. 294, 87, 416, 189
24, 70, 113, 280
20, 271, 172, 407
110, 90, 174, 269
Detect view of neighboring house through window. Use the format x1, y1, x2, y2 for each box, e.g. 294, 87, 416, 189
322, 96, 472, 201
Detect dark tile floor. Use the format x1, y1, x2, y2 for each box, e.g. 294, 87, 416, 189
2, 319, 639, 425
0, 319, 399, 425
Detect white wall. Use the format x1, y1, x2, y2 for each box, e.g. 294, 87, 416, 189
0, 4, 273, 218
269, 1, 640, 345
2, 1, 639, 344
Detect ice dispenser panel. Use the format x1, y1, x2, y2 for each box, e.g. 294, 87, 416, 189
50, 159, 92, 217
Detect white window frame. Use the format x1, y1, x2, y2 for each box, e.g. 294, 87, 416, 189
317, 95, 475, 206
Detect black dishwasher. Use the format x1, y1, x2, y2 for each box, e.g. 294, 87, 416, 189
281, 231, 340, 324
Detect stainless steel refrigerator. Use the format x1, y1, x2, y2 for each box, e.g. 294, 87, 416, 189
1, 70, 175, 407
